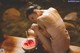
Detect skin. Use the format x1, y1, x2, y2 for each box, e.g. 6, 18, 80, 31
29, 23, 53, 53
27, 7, 70, 53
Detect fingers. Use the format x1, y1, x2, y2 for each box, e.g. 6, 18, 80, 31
30, 23, 39, 30
33, 9, 46, 16
28, 29, 36, 37
27, 23, 39, 37
34, 9, 44, 13
28, 29, 35, 35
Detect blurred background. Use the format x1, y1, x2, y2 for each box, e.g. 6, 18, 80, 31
0, 0, 80, 47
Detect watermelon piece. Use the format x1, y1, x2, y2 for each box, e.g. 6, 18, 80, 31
22, 37, 36, 50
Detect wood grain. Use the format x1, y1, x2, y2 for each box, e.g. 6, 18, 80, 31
1, 35, 26, 53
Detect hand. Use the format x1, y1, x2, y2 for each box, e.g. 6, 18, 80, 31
28, 29, 37, 37
30, 23, 39, 31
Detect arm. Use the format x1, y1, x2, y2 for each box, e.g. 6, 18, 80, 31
31, 23, 53, 53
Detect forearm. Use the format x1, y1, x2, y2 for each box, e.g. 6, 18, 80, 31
33, 28, 53, 53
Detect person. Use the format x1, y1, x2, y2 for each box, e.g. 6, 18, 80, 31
26, 5, 70, 53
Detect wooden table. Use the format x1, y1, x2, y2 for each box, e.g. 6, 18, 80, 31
1, 35, 80, 53
1, 35, 49, 53
1, 35, 26, 53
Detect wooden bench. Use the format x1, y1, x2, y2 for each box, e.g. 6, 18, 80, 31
1, 35, 80, 53
1, 35, 26, 53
